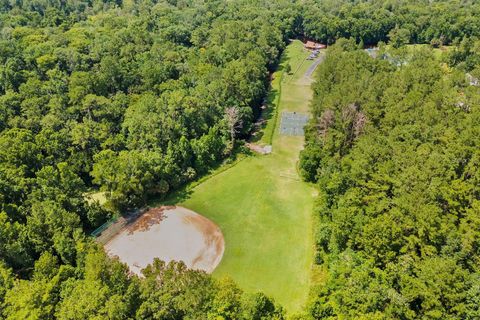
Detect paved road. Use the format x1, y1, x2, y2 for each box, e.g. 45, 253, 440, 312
304, 54, 325, 78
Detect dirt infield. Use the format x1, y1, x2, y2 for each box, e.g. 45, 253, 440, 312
105, 206, 225, 275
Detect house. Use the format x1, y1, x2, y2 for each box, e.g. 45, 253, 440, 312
304, 41, 326, 50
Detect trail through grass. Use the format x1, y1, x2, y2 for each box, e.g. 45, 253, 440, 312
153, 40, 318, 314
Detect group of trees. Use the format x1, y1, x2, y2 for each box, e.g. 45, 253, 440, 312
302, 0, 480, 46
0, 0, 295, 318
0, 244, 283, 319
300, 40, 480, 318
0, 0, 292, 210
2, 0, 480, 318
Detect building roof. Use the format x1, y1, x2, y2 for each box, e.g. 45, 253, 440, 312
304, 41, 326, 49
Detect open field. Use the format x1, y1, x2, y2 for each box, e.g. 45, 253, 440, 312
386, 43, 453, 59
153, 40, 318, 313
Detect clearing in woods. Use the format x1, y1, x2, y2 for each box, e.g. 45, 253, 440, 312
153, 40, 322, 313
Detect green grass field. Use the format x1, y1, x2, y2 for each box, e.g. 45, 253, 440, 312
153, 40, 317, 313
386, 43, 452, 60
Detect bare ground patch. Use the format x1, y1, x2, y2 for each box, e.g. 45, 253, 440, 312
105, 206, 225, 275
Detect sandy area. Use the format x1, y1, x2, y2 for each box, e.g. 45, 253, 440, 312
105, 206, 225, 275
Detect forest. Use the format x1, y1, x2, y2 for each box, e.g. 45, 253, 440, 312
1, 0, 480, 319
300, 37, 480, 319
0, 0, 295, 318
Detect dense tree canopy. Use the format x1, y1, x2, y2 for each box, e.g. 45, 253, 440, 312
0, 0, 293, 317
300, 41, 480, 319
1, 0, 480, 318
1, 244, 284, 319
302, 0, 480, 46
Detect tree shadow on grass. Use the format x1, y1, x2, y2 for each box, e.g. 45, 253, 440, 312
148, 147, 250, 208
151, 186, 193, 207
250, 53, 288, 144
148, 51, 290, 207
250, 87, 279, 143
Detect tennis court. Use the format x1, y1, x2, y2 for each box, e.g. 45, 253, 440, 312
279, 112, 309, 136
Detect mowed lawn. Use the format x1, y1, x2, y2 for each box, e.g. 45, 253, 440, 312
156, 40, 317, 313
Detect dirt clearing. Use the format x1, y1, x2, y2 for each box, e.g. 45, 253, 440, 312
105, 206, 225, 275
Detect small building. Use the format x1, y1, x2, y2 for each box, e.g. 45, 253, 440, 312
304, 41, 326, 50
